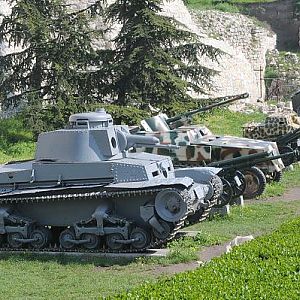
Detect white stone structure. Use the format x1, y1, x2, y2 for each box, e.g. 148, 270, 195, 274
0, 0, 277, 103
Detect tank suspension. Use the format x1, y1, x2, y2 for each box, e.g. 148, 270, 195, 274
0, 208, 47, 248
0, 185, 204, 253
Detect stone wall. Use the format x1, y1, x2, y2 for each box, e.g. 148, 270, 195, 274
241, 0, 300, 50
266, 50, 300, 100
188, 9, 276, 102
0, 0, 277, 104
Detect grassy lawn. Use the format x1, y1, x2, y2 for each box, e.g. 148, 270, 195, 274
263, 163, 300, 198
113, 217, 300, 299
0, 111, 299, 298
186, 0, 276, 12
0, 118, 35, 163
0, 198, 299, 299
188, 200, 300, 241
194, 108, 265, 136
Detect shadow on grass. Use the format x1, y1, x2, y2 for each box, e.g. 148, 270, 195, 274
0, 251, 137, 267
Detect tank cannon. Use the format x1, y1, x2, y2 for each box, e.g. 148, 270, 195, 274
208, 150, 295, 199
140, 93, 249, 132
0, 109, 224, 252
133, 93, 286, 199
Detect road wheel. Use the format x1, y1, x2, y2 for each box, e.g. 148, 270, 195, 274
130, 227, 150, 250
241, 166, 266, 199
81, 233, 100, 250
7, 232, 23, 249
30, 227, 52, 249
59, 228, 76, 250
106, 233, 125, 251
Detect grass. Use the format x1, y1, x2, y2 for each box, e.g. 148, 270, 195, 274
263, 163, 300, 198
0, 118, 35, 163
0, 255, 155, 299
113, 217, 300, 299
194, 108, 265, 136
0, 199, 299, 299
0, 112, 299, 298
188, 200, 300, 241
186, 0, 276, 12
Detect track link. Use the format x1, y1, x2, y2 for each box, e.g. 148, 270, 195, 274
0, 186, 195, 253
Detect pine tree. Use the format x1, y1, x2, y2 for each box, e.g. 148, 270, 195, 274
0, 0, 105, 109
105, 0, 221, 108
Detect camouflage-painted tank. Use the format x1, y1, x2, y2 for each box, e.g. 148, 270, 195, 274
243, 113, 300, 141
0, 109, 223, 252
132, 94, 286, 199
243, 113, 300, 167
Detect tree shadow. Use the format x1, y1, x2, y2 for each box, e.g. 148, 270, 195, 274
0, 251, 142, 267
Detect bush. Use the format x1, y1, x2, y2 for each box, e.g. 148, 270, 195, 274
111, 217, 300, 299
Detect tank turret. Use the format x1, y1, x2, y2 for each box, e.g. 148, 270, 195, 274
0, 109, 223, 253
140, 93, 249, 132
133, 94, 287, 199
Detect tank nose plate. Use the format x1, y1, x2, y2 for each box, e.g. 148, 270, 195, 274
155, 189, 188, 222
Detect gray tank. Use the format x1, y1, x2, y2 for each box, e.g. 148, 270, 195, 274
0, 109, 222, 252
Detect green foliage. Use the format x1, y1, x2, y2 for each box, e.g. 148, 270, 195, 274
264, 66, 279, 89
186, 0, 276, 12
186, 0, 239, 12
262, 164, 300, 198
104, 0, 221, 108
194, 108, 265, 136
112, 217, 300, 299
0, 0, 104, 108
0, 117, 35, 162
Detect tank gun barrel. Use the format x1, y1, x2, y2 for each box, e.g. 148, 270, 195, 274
125, 133, 179, 150
166, 92, 249, 126
275, 128, 300, 146
207, 150, 294, 170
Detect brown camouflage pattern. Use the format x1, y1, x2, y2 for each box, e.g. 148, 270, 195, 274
133, 109, 285, 173
243, 113, 300, 141
135, 127, 284, 173
137, 128, 212, 163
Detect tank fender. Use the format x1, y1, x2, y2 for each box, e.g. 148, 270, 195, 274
107, 177, 194, 189
175, 167, 222, 183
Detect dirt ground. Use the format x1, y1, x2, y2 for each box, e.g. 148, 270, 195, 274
149, 186, 300, 277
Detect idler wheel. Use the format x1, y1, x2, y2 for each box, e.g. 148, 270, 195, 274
59, 228, 76, 250
81, 233, 100, 250
241, 167, 267, 199
214, 178, 233, 208
106, 233, 125, 251
130, 227, 150, 250
152, 220, 172, 240
155, 189, 187, 222
30, 227, 52, 249
7, 232, 23, 249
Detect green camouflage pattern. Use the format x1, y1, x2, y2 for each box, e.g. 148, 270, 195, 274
140, 128, 212, 164
134, 114, 285, 173
243, 113, 300, 141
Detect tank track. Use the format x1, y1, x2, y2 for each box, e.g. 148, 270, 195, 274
0, 185, 201, 254
184, 175, 222, 226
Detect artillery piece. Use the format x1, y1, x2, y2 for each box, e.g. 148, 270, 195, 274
0, 109, 224, 252
132, 93, 286, 199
